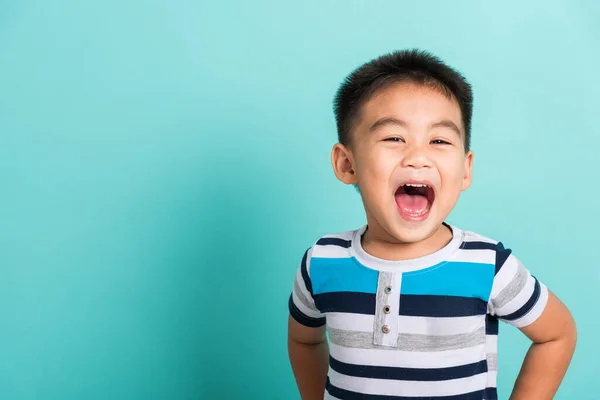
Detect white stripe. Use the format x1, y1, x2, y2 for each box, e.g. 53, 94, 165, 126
485, 334, 498, 354
312, 244, 350, 259
327, 368, 488, 397
494, 273, 535, 317
326, 313, 374, 332
490, 255, 520, 300
508, 283, 549, 328
399, 315, 485, 335
327, 314, 486, 336
453, 248, 496, 265
487, 370, 498, 388
329, 342, 486, 369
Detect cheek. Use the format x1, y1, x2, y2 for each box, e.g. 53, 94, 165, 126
439, 158, 466, 187
355, 152, 397, 205
357, 150, 396, 182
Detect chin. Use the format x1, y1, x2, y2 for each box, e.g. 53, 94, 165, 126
386, 217, 442, 244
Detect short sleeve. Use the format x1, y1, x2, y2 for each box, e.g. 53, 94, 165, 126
288, 246, 326, 328
488, 246, 549, 328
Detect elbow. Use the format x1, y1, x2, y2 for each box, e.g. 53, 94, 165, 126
563, 311, 578, 347
552, 315, 578, 354
566, 317, 578, 350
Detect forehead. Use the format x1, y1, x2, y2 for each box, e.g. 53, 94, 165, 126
356, 82, 464, 135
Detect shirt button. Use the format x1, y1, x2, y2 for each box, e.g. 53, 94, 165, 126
382, 325, 390, 334
384, 305, 391, 314
384, 286, 392, 294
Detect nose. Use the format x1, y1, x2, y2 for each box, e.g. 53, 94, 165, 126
401, 144, 432, 169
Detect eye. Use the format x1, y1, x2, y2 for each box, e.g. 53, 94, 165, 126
431, 139, 451, 145
384, 137, 404, 142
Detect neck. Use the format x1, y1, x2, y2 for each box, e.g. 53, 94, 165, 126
361, 223, 453, 261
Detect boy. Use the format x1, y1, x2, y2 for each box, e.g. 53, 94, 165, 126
287, 49, 576, 399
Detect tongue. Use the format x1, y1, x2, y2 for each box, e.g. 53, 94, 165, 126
395, 193, 430, 215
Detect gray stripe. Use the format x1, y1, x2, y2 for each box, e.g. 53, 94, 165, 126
293, 277, 317, 312
399, 327, 486, 352
487, 353, 498, 371
328, 326, 486, 352
373, 271, 393, 346
494, 262, 528, 309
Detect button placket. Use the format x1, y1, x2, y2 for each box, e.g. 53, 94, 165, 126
373, 272, 401, 347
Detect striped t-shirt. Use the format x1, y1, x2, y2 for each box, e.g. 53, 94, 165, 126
289, 224, 548, 400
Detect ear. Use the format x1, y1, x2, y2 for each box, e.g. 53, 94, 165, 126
461, 151, 474, 191
331, 143, 358, 185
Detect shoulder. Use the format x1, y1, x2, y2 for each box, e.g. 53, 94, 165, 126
300, 227, 360, 272
460, 228, 500, 247
307, 228, 358, 257
455, 226, 516, 273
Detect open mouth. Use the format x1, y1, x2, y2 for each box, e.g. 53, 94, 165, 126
394, 183, 435, 221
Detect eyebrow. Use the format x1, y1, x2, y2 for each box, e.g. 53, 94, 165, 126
369, 117, 462, 136
369, 117, 408, 132
430, 120, 462, 136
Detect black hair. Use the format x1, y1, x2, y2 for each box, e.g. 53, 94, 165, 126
333, 49, 473, 151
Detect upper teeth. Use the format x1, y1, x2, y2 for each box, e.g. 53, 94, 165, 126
405, 183, 428, 187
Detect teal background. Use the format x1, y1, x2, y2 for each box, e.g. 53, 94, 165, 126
1, 1, 598, 399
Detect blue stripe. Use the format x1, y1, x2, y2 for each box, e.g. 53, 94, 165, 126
316, 237, 351, 248
310, 257, 378, 295
462, 241, 497, 251
330, 356, 488, 381
502, 278, 541, 321
314, 292, 375, 315
400, 295, 488, 317
299, 249, 314, 295
402, 262, 495, 301
326, 378, 487, 400
288, 295, 326, 328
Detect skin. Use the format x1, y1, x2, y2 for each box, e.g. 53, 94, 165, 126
288, 82, 576, 399
332, 81, 473, 261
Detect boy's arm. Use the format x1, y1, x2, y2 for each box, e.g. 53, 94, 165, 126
287, 246, 328, 399
288, 316, 329, 400
489, 247, 577, 400
509, 290, 577, 400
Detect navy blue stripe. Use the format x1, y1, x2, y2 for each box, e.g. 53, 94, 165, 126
326, 378, 487, 400
502, 278, 541, 321
486, 314, 499, 335
461, 241, 497, 251
288, 295, 326, 327
494, 242, 512, 275
299, 248, 314, 295
484, 387, 498, 400
313, 292, 487, 317
330, 356, 487, 382
316, 237, 351, 248
314, 292, 375, 315
400, 294, 488, 317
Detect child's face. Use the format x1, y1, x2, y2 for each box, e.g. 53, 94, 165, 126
333, 82, 473, 244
